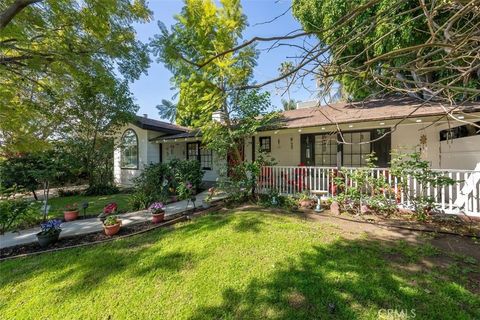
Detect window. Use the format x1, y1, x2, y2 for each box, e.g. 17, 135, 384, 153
187, 142, 213, 170
342, 131, 371, 167
259, 137, 271, 152
314, 134, 337, 166
186, 142, 199, 160
121, 129, 138, 169
200, 146, 213, 170
440, 121, 480, 141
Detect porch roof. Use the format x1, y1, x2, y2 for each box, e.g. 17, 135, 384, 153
149, 129, 200, 142
277, 97, 480, 129
135, 116, 189, 134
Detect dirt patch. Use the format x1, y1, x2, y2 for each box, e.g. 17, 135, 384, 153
286, 291, 307, 309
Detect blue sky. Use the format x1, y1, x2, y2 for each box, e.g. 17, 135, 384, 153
131, 0, 317, 121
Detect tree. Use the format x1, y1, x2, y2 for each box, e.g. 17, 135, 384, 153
277, 61, 295, 102
63, 74, 138, 192
157, 99, 177, 123
152, 0, 280, 194
292, 0, 480, 102
151, 0, 256, 129
0, 0, 152, 154
281, 99, 297, 111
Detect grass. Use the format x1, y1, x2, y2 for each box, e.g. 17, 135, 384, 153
0, 209, 478, 319
47, 193, 132, 216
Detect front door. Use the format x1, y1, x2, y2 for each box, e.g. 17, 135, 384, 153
300, 134, 315, 166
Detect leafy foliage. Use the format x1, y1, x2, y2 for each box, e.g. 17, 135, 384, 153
390, 150, 455, 220
292, 0, 480, 101
129, 160, 204, 210
0, 199, 40, 234
0, 0, 151, 154
151, 0, 255, 127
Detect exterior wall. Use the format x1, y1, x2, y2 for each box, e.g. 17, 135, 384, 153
244, 133, 301, 166
114, 124, 146, 186
244, 118, 480, 170
391, 122, 480, 170
114, 124, 163, 186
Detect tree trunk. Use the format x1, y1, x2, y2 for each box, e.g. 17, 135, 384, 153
31, 189, 38, 201
0, 0, 43, 30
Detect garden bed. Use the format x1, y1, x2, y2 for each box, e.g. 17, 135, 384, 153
1, 203, 222, 260
313, 208, 480, 237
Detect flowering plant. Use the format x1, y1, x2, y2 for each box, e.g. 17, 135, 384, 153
39, 219, 62, 235
103, 215, 120, 226
64, 203, 79, 211
103, 202, 118, 215
149, 202, 165, 214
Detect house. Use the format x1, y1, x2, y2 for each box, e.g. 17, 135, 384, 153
114, 97, 480, 185
113, 97, 480, 215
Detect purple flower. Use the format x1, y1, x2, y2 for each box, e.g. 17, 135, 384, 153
40, 219, 62, 233
149, 202, 165, 214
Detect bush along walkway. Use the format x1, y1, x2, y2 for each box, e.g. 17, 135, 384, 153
0, 190, 226, 249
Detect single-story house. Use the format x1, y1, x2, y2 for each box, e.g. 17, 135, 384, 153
114, 97, 480, 215
114, 97, 480, 186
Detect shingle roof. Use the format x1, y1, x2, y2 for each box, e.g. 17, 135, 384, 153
135, 116, 189, 134
276, 97, 480, 129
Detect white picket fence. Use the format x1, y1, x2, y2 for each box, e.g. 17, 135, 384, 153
257, 166, 480, 217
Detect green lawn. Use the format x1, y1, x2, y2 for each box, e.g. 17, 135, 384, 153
47, 193, 132, 217
0, 210, 478, 319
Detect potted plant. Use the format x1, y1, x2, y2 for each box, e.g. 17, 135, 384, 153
103, 215, 121, 236
202, 187, 216, 209
37, 219, 62, 247
63, 203, 79, 221
298, 191, 313, 208
98, 202, 118, 222
149, 202, 166, 223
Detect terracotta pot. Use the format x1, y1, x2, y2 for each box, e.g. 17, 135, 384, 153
37, 229, 61, 247
104, 221, 121, 236
299, 199, 312, 208
63, 210, 79, 221
330, 201, 340, 215
152, 212, 165, 224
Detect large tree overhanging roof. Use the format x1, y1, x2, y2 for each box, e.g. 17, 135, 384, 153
148, 97, 480, 141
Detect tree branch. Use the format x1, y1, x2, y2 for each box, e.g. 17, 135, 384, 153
0, 0, 43, 30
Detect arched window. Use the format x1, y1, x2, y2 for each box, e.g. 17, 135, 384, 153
121, 129, 138, 169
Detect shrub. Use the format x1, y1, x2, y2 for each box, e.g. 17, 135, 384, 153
169, 159, 204, 192
0, 199, 41, 234
129, 191, 155, 211
129, 160, 204, 210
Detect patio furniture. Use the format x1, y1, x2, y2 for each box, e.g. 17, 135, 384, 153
311, 190, 328, 213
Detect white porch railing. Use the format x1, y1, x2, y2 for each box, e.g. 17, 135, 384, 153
257, 166, 480, 217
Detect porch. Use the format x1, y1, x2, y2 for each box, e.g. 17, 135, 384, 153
258, 165, 480, 217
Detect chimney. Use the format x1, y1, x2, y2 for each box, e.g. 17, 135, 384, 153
143, 114, 148, 118
212, 111, 226, 124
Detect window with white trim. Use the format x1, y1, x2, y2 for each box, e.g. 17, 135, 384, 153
121, 129, 138, 169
